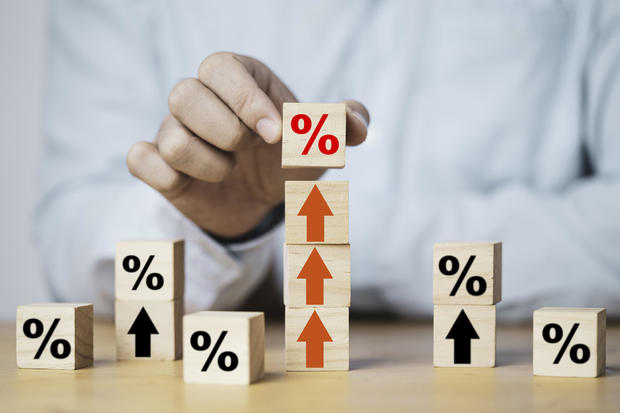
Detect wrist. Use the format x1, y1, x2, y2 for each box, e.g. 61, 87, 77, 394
206, 202, 284, 245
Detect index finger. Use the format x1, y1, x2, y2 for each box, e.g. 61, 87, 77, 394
198, 53, 288, 144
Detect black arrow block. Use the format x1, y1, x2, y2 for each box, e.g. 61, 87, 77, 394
128, 307, 159, 357
446, 309, 480, 364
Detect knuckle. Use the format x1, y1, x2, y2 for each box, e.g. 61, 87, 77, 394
231, 90, 254, 116
158, 132, 189, 165
126, 142, 151, 176
161, 113, 178, 128
198, 52, 234, 80
221, 121, 247, 151
158, 172, 188, 194
168, 78, 199, 115
204, 156, 234, 183
213, 163, 234, 182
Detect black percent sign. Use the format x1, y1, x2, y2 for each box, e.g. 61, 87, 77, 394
123, 255, 164, 291
438, 255, 487, 296
190, 331, 239, 372
23, 318, 71, 359
543, 323, 590, 364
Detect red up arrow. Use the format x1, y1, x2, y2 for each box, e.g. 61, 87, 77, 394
297, 310, 332, 368
297, 185, 333, 242
297, 248, 332, 305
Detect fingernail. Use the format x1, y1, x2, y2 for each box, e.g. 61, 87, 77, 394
351, 110, 369, 129
256, 118, 280, 143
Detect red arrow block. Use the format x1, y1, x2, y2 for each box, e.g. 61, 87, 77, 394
297, 311, 333, 368
286, 307, 349, 371
285, 181, 349, 245
298, 185, 333, 242
297, 248, 333, 305
284, 244, 351, 308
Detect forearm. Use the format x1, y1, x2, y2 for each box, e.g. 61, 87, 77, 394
371, 179, 620, 319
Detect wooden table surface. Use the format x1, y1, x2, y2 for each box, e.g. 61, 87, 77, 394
0, 320, 618, 412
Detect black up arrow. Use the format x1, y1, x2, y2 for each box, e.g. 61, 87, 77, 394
128, 307, 159, 357
445, 309, 479, 364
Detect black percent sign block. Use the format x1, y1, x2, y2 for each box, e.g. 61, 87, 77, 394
433, 242, 502, 305
115, 240, 184, 301
183, 311, 264, 385
533, 307, 606, 378
16, 303, 93, 370
190, 331, 239, 372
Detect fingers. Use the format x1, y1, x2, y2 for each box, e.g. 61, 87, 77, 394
344, 100, 370, 147
198, 52, 291, 144
127, 115, 237, 197
168, 78, 252, 151
126, 141, 190, 197
169, 52, 368, 155
156, 115, 235, 182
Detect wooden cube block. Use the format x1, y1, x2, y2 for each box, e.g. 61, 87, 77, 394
285, 181, 348, 244
183, 311, 264, 385
16, 303, 93, 370
285, 307, 348, 371
433, 242, 501, 305
115, 240, 184, 301
282, 103, 346, 169
284, 244, 350, 307
533, 307, 606, 378
115, 300, 182, 360
433, 305, 496, 367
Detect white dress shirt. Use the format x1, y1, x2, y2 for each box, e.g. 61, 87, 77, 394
36, 0, 620, 319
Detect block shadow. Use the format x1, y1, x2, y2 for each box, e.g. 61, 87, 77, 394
604, 365, 620, 377
350, 356, 397, 370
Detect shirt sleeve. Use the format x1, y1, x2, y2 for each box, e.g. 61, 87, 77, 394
371, 2, 620, 320
35, 0, 276, 317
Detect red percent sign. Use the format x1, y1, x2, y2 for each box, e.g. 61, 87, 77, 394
291, 113, 339, 155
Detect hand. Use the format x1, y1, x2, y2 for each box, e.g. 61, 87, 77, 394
127, 52, 369, 237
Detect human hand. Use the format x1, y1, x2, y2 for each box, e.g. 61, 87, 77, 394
127, 52, 369, 237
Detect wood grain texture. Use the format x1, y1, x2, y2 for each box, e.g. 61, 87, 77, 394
284, 244, 350, 308
285, 307, 348, 371
285, 181, 348, 244
16, 303, 93, 370
2, 321, 620, 412
115, 300, 182, 361
433, 242, 502, 305
281, 103, 346, 168
115, 240, 184, 301
183, 311, 264, 384
533, 307, 606, 378
433, 305, 496, 367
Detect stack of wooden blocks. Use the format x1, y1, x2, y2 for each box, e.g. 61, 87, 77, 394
433, 242, 502, 367
282, 103, 350, 371
115, 240, 184, 360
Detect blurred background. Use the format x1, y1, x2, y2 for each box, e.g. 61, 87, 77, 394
0, 1, 49, 319
1, 1, 619, 321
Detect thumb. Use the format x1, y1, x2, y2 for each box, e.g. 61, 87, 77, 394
343, 100, 370, 146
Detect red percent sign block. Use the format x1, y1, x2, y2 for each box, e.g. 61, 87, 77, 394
281, 103, 346, 168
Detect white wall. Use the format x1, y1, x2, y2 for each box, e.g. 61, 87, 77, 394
0, 1, 50, 319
